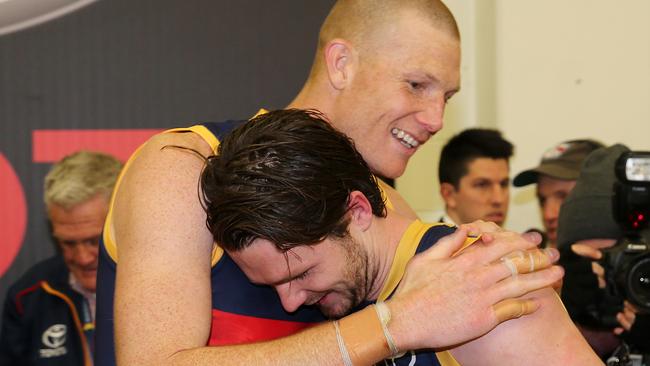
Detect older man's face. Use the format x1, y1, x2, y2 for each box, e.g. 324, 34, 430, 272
49, 194, 109, 293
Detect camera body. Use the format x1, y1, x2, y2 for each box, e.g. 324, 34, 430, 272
600, 237, 650, 313
598, 151, 650, 325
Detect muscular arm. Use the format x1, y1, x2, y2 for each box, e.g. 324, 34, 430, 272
112, 132, 216, 365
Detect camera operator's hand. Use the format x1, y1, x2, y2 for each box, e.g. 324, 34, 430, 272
558, 240, 616, 328
570, 242, 611, 288
614, 301, 637, 335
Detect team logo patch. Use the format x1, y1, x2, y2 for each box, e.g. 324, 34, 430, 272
543, 142, 570, 160
39, 324, 68, 358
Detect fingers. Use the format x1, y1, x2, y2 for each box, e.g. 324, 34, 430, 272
571, 244, 603, 260
493, 298, 539, 323
491, 265, 565, 300
616, 312, 634, 331
591, 262, 606, 288
485, 248, 559, 284
469, 231, 541, 264
502, 248, 559, 275
615, 301, 637, 331
421, 226, 470, 260
458, 220, 502, 237
521, 231, 543, 246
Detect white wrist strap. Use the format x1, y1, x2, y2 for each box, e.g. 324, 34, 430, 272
374, 301, 403, 358
333, 320, 354, 366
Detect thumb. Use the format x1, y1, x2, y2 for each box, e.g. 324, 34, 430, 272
570, 244, 602, 260
423, 227, 469, 260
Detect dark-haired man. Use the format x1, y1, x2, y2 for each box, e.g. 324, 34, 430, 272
439, 128, 513, 226
95, 1, 562, 365
514, 139, 604, 248
199, 108, 600, 365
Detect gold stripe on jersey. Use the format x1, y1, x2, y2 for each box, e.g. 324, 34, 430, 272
102, 124, 226, 265
376, 220, 480, 366
102, 108, 400, 270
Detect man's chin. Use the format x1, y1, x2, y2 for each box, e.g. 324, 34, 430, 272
73, 272, 97, 293
317, 297, 354, 319
319, 305, 351, 320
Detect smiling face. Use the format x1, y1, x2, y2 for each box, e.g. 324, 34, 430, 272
228, 235, 371, 319
330, 10, 461, 179
48, 194, 109, 293
444, 158, 510, 226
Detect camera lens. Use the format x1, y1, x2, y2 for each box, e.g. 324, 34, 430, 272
626, 254, 650, 311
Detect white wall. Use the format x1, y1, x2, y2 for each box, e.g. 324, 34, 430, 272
397, 0, 650, 232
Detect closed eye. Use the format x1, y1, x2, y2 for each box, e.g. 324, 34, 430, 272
293, 269, 310, 281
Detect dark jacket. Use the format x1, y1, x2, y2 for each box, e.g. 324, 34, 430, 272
0, 256, 92, 366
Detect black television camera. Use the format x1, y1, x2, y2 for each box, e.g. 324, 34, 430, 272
598, 151, 650, 324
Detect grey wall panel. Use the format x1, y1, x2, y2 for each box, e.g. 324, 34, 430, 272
0, 0, 336, 324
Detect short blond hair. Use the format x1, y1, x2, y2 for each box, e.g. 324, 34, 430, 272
44, 151, 122, 209
309, 0, 459, 77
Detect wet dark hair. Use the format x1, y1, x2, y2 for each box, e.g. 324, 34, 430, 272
438, 128, 514, 188
200, 109, 386, 252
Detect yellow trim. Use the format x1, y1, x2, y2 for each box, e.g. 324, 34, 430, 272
102, 141, 148, 263
41, 282, 93, 366
378, 220, 430, 301
102, 110, 270, 265
377, 220, 472, 366
437, 351, 462, 366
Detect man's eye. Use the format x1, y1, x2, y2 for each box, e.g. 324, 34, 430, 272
88, 236, 101, 247
409, 81, 423, 90
295, 270, 310, 281
474, 181, 490, 189
444, 92, 455, 104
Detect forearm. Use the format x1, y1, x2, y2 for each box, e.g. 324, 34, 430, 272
170, 323, 340, 366
170, 307, 390, 366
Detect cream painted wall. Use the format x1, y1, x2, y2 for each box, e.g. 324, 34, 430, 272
397, 0, 650, 232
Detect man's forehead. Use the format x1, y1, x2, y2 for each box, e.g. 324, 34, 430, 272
370, 13, 460, 79
466, 158, 509, 175
229, 240, 311, 284
536, 175, 577, 193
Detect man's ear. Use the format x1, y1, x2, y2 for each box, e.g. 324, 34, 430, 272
440, 182, 457, 208
347, 191, 373, 231
324, 39, 355, 90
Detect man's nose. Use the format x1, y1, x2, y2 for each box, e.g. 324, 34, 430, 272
275, 282, 307, 313
73, 243, 98, 266
414, 97, 445, 134
491, 185, 508, 205
543, 198, 561, 222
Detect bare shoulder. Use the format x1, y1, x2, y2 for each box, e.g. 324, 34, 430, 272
111, 130, 216, 254
450, 287, 601, 365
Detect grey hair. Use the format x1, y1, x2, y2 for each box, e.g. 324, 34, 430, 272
44, 151, 122, 209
